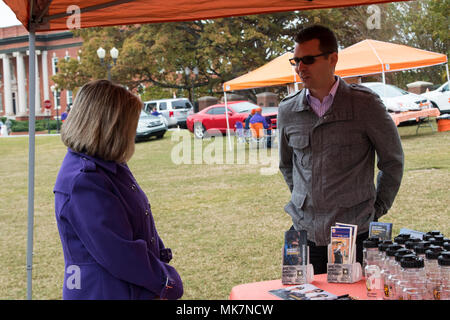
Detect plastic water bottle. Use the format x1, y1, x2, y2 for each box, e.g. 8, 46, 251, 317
438, 251, 450, 300
381, 244, 402, 299
378, 240, 393, 261
399, 254, 426, 300
385, 249, 412, 299
425, 245, 444, 277
365, 264, 382, 300
363, 237, 381, 276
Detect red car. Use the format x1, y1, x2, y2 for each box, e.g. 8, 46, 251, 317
186, 101, 278, 139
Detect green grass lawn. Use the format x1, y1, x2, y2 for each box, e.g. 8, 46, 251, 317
0, 121, 449, 300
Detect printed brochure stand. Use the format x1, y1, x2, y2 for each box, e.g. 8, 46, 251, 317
326, 244, 362, 283
282, 264, 314, 285
327, 263, 362, 283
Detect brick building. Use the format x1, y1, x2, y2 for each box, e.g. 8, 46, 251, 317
0, 25, 82, 120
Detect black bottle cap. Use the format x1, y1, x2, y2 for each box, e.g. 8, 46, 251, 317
423, 234, 434, 241
428, 231, 441, 236
378, 240, 393, 252
400, 254, 423, 268
413, 241, 431, 255
395, 249, 413, 262
386, 244, 403, 257
425, 245, 444, 260
431, 235, 444, 246
394, 234, 410, 244
438, 251, 450, 266
405, 239, 420, 249
443, 242, 450, 251
363, 237, 380, 248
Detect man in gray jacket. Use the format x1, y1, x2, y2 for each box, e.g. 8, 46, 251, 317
278, 25, 404, 274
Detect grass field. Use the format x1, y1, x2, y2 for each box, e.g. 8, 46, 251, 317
0, 121, 449, 300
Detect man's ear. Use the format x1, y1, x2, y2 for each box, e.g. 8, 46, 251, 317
329, 52, 338, 68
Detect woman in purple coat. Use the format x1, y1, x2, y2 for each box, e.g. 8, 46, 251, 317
54, 80, 183, 300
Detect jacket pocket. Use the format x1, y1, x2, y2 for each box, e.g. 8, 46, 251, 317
288, 134, 310, 168
291, 192, 307, 210
288, 134, 309, 149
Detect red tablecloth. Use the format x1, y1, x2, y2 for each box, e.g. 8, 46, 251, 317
389, 108, 440, 126
229, 273, 368, 300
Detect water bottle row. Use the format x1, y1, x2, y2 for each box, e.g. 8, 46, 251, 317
363, 231, 450, 300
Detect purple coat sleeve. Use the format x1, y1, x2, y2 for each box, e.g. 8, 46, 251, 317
67, 172, 183, 299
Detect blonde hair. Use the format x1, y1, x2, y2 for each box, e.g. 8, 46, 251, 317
61, 80, 142, 163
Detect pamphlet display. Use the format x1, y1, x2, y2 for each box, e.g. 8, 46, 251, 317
269, 283, 338, 300
327, 222, 362, 283
368, 222, 393, 240
282, 230, 314, 285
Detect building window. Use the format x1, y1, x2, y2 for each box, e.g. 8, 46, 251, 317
52, 57, 59, 74
66, 90, 73, 106
54, 91, 61, 109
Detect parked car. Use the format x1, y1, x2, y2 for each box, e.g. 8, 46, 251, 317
361, 82, 432, 112
143, 98, 194, 128
135, 110, 167, 142
421, 81, 450, 113
186, 101, 278, 139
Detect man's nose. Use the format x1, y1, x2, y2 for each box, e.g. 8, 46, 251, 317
295, 61, 307, 74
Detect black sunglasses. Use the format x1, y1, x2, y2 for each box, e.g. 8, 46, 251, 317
289, 52, 333, 66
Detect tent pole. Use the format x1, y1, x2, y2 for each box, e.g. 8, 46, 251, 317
224, 91, 232, 151
26, 28, 36, 301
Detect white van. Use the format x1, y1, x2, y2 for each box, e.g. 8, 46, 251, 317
144, 98, 194, 128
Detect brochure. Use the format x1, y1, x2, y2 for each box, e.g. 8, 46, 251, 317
282, 230, 309, 284
330, 226, 352, 264
269, 283, 338, 300
369, 222, 393, 240
335, 222, 357, 264
399, 227, 425, 240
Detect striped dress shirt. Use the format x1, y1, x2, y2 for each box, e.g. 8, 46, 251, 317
306, 76, 340, 117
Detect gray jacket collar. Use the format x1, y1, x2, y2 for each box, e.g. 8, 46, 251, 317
293, 77, 353, 122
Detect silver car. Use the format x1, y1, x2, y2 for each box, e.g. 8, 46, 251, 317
135, 110, 167, 141
143, 98, 194, 128
361, 82, 431, 112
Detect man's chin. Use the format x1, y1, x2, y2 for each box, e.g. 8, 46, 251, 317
302, 81, 311, 89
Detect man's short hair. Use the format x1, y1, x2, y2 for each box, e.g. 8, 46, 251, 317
294, 25, 338, 54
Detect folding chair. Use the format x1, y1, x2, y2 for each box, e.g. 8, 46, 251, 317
249, 122, 266, 148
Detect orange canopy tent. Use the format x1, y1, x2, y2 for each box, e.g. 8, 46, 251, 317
6, 0, 412, 32
224, 52, 301, 92
224, 39, 449, 91
4, 0, 415, 300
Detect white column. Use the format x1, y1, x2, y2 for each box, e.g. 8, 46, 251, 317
13, 51, 27, 116
42, 50, 49, 101
28, 50, 42, 114
34, 51, 41, 114
1, 54, 14, 116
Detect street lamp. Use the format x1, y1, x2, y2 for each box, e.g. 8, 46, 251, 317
185, 66, 199, 112
97, 46, 119, 81
50, 83, 60, 133
192, 67, 199, 113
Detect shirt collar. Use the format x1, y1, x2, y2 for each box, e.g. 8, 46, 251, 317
306, 75, 340, 103
68, 148, 118, 174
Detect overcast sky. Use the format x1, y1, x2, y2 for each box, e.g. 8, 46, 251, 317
0, 1, 22, 28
